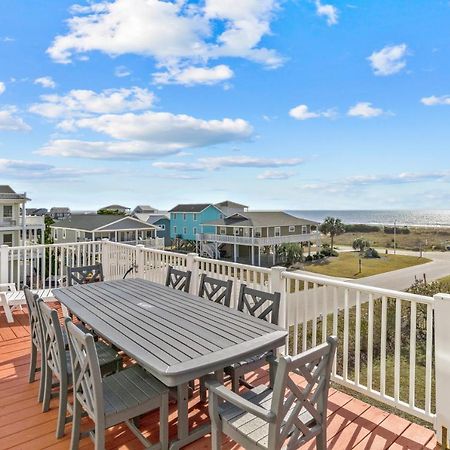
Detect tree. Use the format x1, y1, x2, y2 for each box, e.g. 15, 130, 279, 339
277, 243, 304, 266
352, 237, 371, 252
319, 217, 346, 250
97, 209, 125, 215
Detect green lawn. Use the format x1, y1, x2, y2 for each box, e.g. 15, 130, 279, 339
303, 251, 430, 279
438, 274, 450, 284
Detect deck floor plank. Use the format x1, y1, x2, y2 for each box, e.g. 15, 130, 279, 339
0, 307, 436, 450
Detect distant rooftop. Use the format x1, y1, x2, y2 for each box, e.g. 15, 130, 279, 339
204, 211, 319, 227
100, 204, 130, 211
0, 185, 29, 201
215, 200, 248, 209
169, 203, 215, 213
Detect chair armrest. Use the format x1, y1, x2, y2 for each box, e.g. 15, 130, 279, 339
0, 283, 16, 292
205, 377, 276, 423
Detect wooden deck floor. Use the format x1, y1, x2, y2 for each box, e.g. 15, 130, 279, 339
0, 306, 437, 450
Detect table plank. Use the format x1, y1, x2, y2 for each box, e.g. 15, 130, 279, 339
53, 278, 287, 387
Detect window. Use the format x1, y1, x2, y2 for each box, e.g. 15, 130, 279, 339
183, 227, 187, 235
3, 234, 13, 246
193, 213, 197, 221
172, 213, 177, 219
62, 229, 66, 239
159, 224, 165, 230
289, 225, 295, 233
183, 213, 187, 221
173, 226, 177, 234
76, 231, 81, 241
255, 227, 262, 237
193, 227, 197, 235
220, 227, 226, 235
234, 227, 240, 235
3, 205, 12, 218
274, 227, 281, 237
53, 229, 58, 241
302, 225, 307, 234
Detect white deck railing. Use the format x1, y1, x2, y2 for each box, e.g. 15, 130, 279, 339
197, 231, 319, 246
1, 240, 447, 436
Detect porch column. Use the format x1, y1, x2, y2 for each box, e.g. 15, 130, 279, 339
215, 242, 218, 259
308, 241, 311, 256
251, 245, 254, 265
272, 245, 276, 265
92, 232, 95, 242
21, 196, 26, 246
114, 230, 118, 242
233, 243, 237, 263
258, 246, 261, 266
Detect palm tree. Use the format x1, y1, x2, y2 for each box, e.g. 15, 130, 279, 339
319, 217, 346, 250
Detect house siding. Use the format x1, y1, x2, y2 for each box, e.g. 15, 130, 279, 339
170, 205, 222, 240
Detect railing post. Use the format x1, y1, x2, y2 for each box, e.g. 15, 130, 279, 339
270, 266, 287, 329
101, 239, 111, 280
135, 244, 145, 279
186, 253, 199, 295
435, 293, 450, 448
0, 245, 9, 284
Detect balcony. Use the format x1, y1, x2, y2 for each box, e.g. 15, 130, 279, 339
197, 231, 320, 246
0, 240, 447, 448
0, 216, 44, 229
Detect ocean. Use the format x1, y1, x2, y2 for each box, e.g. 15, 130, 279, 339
288, 210, 450, 228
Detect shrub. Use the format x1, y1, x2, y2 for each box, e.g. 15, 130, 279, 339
363, 247, 380, 258
305, 255, 313, 262
352, 237, 371, 252
320, 247, 338, 257
344, 224, 380, 233
384, 226, 410, 234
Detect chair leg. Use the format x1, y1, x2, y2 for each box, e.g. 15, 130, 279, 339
316, 429, 327, 450
56, 378, 68, 438
160, 393, 169, 450
38, 352, 46, 403
210, 419, 221, 450
94, 423, 105, 450
42, 364, 52, 413
231, 371, 240, 393
29, 342, 37, 383
199, 377, 207, 403
70, 398, 82, 450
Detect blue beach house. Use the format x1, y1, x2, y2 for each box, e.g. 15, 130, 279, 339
169, 204, 223, 241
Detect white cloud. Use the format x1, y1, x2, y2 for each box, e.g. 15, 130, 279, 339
0, 81, 5, 95
289, 104, 335, 120
153, 64, 234, 86
315, 1, 339, 26
421, 95, 450, 106
257, 170, 294, 179
37, 139, 182, 160
114, 65, 131, 77
47, 0, 283, 84
34, 76, 56, 89
63, 111, 253, 145
347, 102, 385, 118
367, 44, 408, 76
0, 107, 31, 131
29, 87, 154, 118
0, 158, 107, 180
153, 155, 303, 171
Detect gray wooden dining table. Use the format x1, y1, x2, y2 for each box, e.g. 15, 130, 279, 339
53, 277, 287, 449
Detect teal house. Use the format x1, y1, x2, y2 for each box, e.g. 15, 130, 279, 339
169, 204, 223, 241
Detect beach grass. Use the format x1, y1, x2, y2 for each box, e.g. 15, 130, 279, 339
303, 251, 430, 279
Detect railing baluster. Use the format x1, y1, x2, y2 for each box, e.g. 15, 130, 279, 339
409, 301, 417, 408
367, 293, 374, 392
380, 295, 387, 398
355, 290, 361, 386
394, 297, 402, 402
312, 283, 318, 347
425, 303, 433, 415
343, 288, 349, 382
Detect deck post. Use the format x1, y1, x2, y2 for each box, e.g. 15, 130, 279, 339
135, 244, 145, 279
270, 266, 287, 353
101, 239, 111, 280
186, 253, 199, 295
0, 245, 9, 284
434, 293, 450, 448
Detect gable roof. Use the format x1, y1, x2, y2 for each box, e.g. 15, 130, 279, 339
133, 205, 156, 211
215, 200, 248, 209
133, 213, 169, 224
204, 211, 319, 227
169, 203, 215, 213
0, 185, 28, 200
51, 214, 156, 232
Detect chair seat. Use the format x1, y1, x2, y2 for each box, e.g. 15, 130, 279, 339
102, 365, 169, 424
219, 385, 314, 449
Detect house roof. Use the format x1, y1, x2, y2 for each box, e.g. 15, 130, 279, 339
0, 185, 28, 200
204, 211, 319, 227
133, 213, 169, 224
100, 204, 130, 211
169, 203, 214, 213
133, 205, 156, 212
215, 200, 248, 209
50, 207, 70, 213
51, 214, 156, 232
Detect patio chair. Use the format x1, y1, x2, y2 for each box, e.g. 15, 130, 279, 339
65, 318, 169, 450
23, 286, 46, 402
224, 285, 281, 392
206, 336, 337, 450
165, 265, 191, 292
198, 274, 233, 307
39, 301, 122, 438
67, 263, 104, 286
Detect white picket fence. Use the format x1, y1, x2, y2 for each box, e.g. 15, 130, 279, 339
1, 239, 449, 440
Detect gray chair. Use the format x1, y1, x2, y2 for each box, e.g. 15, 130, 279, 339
65, 318, 169, 450
24, 286, 46, 402
198, 274, 233, 307
67, 264, 104, 286
225, 285, 281, 392
165, 265, 191, 292
206, 336, 337, 450
39, 301, 122, 439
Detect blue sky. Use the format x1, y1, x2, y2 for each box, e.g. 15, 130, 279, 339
0, 0, 449, 211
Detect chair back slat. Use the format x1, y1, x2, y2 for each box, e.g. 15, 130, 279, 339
198, 274, 233, 307
38, 300, 67, 380
67, 264, 104, 286
165, 265, 192, 292
269, 336, 337, 449
24, 286, 43, 350
64, 319, 104, 422
237, 284, 281, 325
